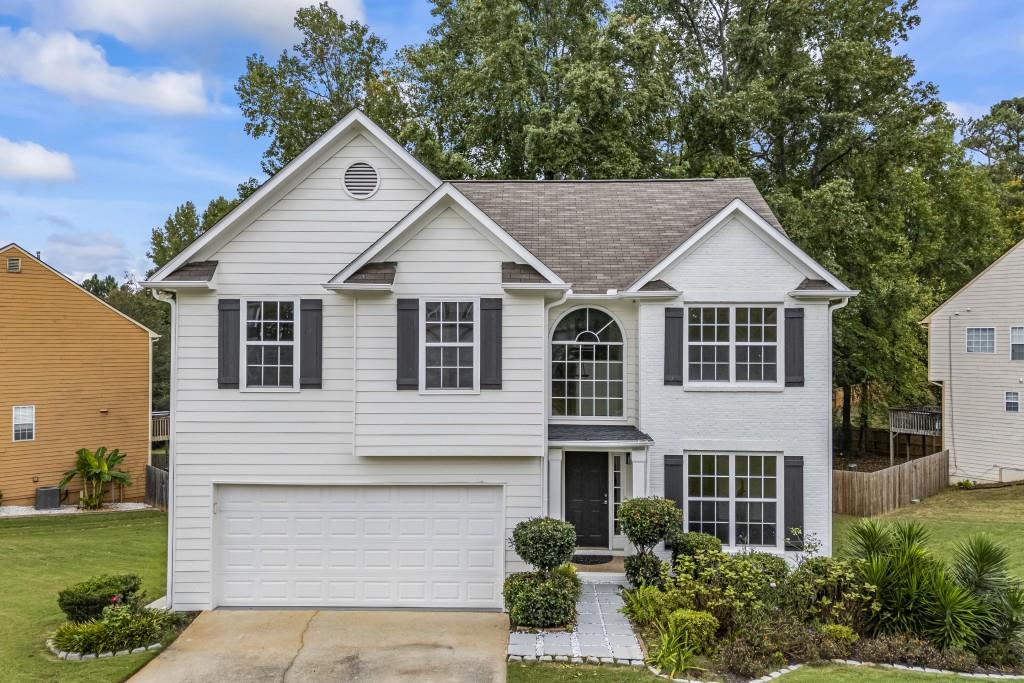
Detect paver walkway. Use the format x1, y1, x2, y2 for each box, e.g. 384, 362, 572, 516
507, 582, 644, 665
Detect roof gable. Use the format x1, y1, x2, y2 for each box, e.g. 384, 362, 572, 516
924, 236, 1024, 323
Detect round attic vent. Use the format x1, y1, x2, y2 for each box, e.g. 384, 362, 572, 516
343, 161, 380, 198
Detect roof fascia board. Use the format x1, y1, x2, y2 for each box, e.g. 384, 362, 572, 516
140, 280, 215, 290
323, 283, 393, 292
548, 440, 653, 448
627, 199, 848, 293
147, 110, 442, 283
789, 289, 859, 299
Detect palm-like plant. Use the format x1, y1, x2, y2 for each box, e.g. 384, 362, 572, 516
952, 535, 1024, 647
59, 447, 132, 510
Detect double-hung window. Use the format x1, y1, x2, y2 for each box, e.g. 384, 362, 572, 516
423, 300, 477, 390
243, 300, 296, 389
966, 327, 995, 353
686, 453, 780, 548
687, 305, 780, 384
1006, 392, 1020, 413
1011, 327, 1024, 361
13, 405, 35, 441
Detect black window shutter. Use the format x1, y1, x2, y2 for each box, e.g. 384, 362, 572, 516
396, 299, 419, 390
785, 308, 805, 387
784, 455, 804, 550
664, 454, 685, 520
299, 299, 323, 389
480, 298, 503, 389
664, 308, 685, 385
218, 299, 240, 389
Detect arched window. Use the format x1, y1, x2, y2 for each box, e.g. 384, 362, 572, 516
552, 308, 624, 417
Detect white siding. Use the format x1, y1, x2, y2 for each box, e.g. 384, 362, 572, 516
928, 241, 1024, 483
637, 216, 834, 554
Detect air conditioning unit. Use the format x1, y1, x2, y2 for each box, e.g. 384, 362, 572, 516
35, 486, 60, 510
6, 257, 21, 273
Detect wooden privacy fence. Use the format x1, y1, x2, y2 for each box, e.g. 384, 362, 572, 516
144, 464, 168, 511
833, 450, 949, 516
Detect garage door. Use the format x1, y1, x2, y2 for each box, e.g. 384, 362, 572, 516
215, 484, 504, 608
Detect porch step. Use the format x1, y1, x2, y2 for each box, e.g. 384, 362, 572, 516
578, 571, 627, 585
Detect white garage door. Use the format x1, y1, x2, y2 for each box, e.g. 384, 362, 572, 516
215, 484, 504, 608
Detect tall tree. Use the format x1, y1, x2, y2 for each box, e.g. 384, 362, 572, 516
147, 195, 243, 274
962, 98, 1024, 243
81, 273, 117, 298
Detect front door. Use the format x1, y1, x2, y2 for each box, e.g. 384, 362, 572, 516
565, 452, 609, 547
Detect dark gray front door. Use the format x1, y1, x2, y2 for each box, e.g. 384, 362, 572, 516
565, 452, 608, 547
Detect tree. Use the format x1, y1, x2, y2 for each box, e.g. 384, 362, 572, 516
147, 195, 244, 275
962, 98, 1024, 244
81, 274, 117, 298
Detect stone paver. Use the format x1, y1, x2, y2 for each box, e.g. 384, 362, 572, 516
507, 580, 643, 666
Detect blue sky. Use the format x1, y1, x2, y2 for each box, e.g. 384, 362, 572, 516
0, 0, 1020, 281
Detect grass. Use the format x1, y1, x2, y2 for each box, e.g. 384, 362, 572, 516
0, 510, 167, 683
781, 663, 1014, 681
833, 484, 1024, 576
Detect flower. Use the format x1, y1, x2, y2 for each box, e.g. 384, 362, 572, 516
111, 595, 120, 604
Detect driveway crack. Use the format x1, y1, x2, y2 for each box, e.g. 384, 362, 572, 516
282, 610, 318, 683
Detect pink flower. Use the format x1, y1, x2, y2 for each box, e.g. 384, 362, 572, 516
111, 595, 120, 604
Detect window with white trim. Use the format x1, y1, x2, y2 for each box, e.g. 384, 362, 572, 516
966, 327, 995, 353
687, 305, 780, 384
551, 307, 624, 416
13, 405, 35, 441
424, 301, 476, 390
244, 300, 296, 388
1012, 327, 1024, 361
1006, 392, 1020, 413
686, 453, 779, 548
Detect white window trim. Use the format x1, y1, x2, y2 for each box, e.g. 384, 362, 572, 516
13, 404, 35, 442
1010, 326, 1024, 361
418, 297, 481, 395
548, 305, 628, 422
1005, 391, 1020, 413
683, 304, 784, 390
965, 326, 996, 354
239, 298, 301, 393
684, 452, 784, 552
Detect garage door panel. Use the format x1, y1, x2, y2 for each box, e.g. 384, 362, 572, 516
215, 484, 503, 608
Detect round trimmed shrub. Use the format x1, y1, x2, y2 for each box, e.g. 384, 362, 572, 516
57, 574, 143, 623
510, 517, 577, 574
666, 529, 722, 563
503, 566, 582, 628
666, 609, 719, 655
625, 552, 666, 588
619, 497, 681, 553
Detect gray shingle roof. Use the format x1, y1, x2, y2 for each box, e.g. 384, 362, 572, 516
452, 179, 782, 294
501, 262, 547, 284
548, 424, 653, 444
639, 279, 677, 292
795, 278, 835, 291
166, 260, 217, 281
345, 261, 397, 285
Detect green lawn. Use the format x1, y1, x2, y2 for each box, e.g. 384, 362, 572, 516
783, 663, 1021, 681
0, 510, 168, 683
833, 484, 1024, 576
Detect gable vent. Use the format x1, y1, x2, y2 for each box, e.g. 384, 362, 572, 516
6, 257, 21, 273
343, 162, 379, 199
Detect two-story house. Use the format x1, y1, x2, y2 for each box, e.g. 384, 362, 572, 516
925, 237, 1024, 484
144, 111, 855, 612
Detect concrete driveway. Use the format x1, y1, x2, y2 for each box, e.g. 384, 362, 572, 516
129, 610, 509, 683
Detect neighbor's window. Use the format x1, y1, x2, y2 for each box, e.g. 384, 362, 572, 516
1006, 392, 1020, 413
687, 453, 779, 547
687, 306, 780, 383
966, 327, 996, 353
424, 301, 476, 390
13, 405, 35, 441
551, 307, 624, 417
1012, 327, 1024, 361
244, 300, 296, 388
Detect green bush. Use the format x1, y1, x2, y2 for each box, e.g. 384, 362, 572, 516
503, 566, 582, 628
665, 529, 721, 564
850, 634, 977, 672
624, 552, 666, 588
509, 518, 576, 575
649, 616, 702, 678
818, 623, 859, 658
667, 550, 780, 634
618, 497, 681, 553
740, 552, 790, 583
780, 556, 870, 627
58, 574, 143, 623
53, 605, 176, 654
666, 609, 718, 655
715, 613, 816, 678
620, 585, 667, 629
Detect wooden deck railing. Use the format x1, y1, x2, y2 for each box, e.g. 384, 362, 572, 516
888, 406, 941, 436
833, 449, 949, 516
151, 411, 170, 443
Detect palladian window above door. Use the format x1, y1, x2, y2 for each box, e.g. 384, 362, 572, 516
551, 307, 624, 417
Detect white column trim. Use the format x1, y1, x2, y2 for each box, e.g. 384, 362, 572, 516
547, 448, 563, 518
630, 448, 648, 499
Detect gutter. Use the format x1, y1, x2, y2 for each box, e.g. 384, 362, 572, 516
826, 296, 850, 556
542, 288, 573, 518
151, 288, 176, 610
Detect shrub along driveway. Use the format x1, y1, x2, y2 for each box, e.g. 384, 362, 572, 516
0, 509, 167, 683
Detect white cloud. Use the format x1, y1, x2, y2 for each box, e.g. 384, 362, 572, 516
0, 136, 75, 181
0, 27, 211, 114
946, 100, 990, 120
9, 0, 364, 47
43, 230, 137, 281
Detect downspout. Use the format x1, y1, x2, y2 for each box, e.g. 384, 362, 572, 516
542, 288, 572, 517
152, 288, 176, 609
826, 297, 849, 557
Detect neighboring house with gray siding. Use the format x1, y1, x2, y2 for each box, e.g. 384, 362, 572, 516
925, 238, 1024, 484
144, 110, 856, 612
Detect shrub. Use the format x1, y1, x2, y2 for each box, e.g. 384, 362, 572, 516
741, 552, 790, 583
58, 574, 143, 623
618, 497, 681, 553
666, 609, 718, 655
818, 623, 859, 658
58, 447, 132, 510
665, 529, 721, 564
52, 605, 176, 654
715, 613, 815, 677
649, 617, 702, 679
509, 518, 576, 575
620, 585, 667, 629
851, 634, 977, 672
780, 556, 870, 627
503, 566, 582, 628
624, 552, 666, 588
667, 550, 778, 633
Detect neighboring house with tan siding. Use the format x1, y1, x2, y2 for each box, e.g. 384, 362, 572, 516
925, 237, 1024, 484
0, 244, 156, 506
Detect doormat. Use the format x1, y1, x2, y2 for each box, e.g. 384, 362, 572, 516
572, 554, 613, 565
